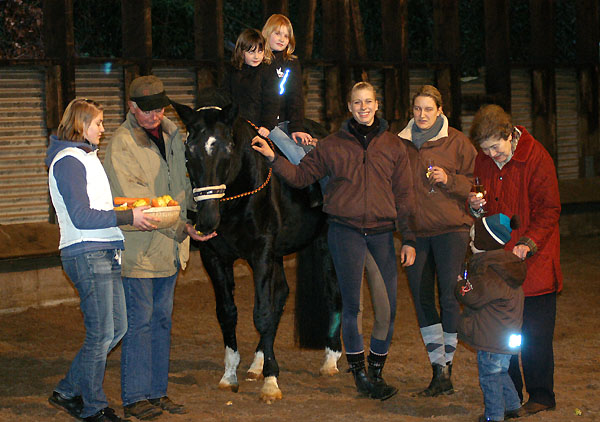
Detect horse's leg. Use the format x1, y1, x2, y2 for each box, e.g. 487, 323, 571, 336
246, 349, 264, 381
319, 241, 342, 376
250, 254, 288, 403
201, 247, 240, 392
320, 245, 343, 376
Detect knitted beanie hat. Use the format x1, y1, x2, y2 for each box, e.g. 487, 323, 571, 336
474, 213, 521, 251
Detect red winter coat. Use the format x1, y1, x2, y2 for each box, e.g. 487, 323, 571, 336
474, 127, 562, 297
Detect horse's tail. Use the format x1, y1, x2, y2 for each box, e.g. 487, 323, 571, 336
294, 233, 340, 349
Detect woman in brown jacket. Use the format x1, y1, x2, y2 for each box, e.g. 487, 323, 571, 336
253, 82, 415, 401
397, 85, 477, 396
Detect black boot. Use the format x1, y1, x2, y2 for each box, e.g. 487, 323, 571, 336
417, 363, 454, 397
367, 353, 398, 401
346, 353, 373, 396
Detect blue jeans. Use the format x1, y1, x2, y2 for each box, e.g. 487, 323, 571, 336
57, 249, 127, 418
478, 351, 522, 421
327, 222, 397, 355
120, 273, 178, 406
268, 123, 329, 192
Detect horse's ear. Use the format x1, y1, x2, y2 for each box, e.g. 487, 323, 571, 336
170, 100, 196, 127
221, 103, 238, 126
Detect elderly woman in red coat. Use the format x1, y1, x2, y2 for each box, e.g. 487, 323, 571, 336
468, 104, 562, 416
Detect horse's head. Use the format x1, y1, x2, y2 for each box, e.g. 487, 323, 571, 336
171, 99, 237, 234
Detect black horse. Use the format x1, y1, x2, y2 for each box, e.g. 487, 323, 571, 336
171, 101, 342, 403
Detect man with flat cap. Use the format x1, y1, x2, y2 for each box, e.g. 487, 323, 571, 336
104, 75, 215, 421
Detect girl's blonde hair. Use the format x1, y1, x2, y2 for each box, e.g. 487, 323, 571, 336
57, 98, 103, 142
262, 14, 296, 61
231, 28, 270, 70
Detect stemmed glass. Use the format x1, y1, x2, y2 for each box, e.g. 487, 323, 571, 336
426, 159, 435, 194
472, 177, 487, 214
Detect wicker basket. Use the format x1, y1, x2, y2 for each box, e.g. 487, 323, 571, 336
121, 205, 181, 231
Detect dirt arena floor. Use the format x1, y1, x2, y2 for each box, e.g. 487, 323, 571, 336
1, 235, 599, 422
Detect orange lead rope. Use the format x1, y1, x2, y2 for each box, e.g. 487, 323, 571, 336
219, 120, 273, 202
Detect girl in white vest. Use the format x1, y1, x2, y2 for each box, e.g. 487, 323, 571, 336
46, 98, 157, 422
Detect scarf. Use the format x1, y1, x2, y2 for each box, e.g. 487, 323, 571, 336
411, 115, 444, 149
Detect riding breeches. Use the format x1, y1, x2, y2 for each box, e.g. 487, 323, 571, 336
405, 231, 469, 332
327, 222, 397, 355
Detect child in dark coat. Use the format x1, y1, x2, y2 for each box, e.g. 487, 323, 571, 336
455, 213, 527, 422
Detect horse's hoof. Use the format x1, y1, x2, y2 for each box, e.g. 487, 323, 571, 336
319, 347, 342, 376
260, 376, 283, 404
245, 370, 263, 381
218, 382, 240, 393
319, 365, 340, 376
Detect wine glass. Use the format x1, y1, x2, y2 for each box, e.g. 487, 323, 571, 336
426, 159, 435, 194
472, 177, 486, 214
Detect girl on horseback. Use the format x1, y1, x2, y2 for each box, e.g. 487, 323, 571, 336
261, 14, 316, 165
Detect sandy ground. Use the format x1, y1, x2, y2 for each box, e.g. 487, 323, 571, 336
1, 235, 599, 422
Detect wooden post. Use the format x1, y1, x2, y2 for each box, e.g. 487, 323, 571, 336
483, 0, 511, 111
322, 0, 352, 130
349, 0, 367, 60
42, 0, 75, 128
262, 0, 288, 19
433, 0, 461, 130
576, 0, 600, 177
121, 0, 152, 78
530, 0, 557, 162
381, 0, 409, 131
195, 0, 224, 90
295, 0, 316, 60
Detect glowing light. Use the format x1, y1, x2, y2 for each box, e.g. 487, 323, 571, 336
509, 334, 522, 348
103, 62, 112, 74
279, 69, 290, 95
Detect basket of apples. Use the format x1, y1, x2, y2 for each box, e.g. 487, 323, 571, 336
114, 195, 180, 230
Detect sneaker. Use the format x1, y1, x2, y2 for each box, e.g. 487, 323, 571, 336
84, 407, 130, 422
148, 396, 187, 414
48, 391, 84, 419
123, 400, 162, 421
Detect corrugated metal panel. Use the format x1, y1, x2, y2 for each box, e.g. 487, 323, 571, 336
0, 66, 49, 225
556, 68, 579, 180
409, 68, 435, 97
304, 66, 325, 124
152, 67, 196, 135
511, 69, 533, 130
75, 64, 125, 161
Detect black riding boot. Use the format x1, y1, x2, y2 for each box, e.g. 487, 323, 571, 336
367, 353, 398, 401
346, 353, 373, 396
417, 363, 454, 397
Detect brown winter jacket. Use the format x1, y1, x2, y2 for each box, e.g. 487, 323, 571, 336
455, 249, 527, 354
398, 116, 476, 237
271, 118, 415, 244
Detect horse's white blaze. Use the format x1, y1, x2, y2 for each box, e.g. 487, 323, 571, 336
319, 347, 342, 376
218, 346, 240, 390
205, 136, 217, 155
260, 376, 282, 404
246, 350, 264, 381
